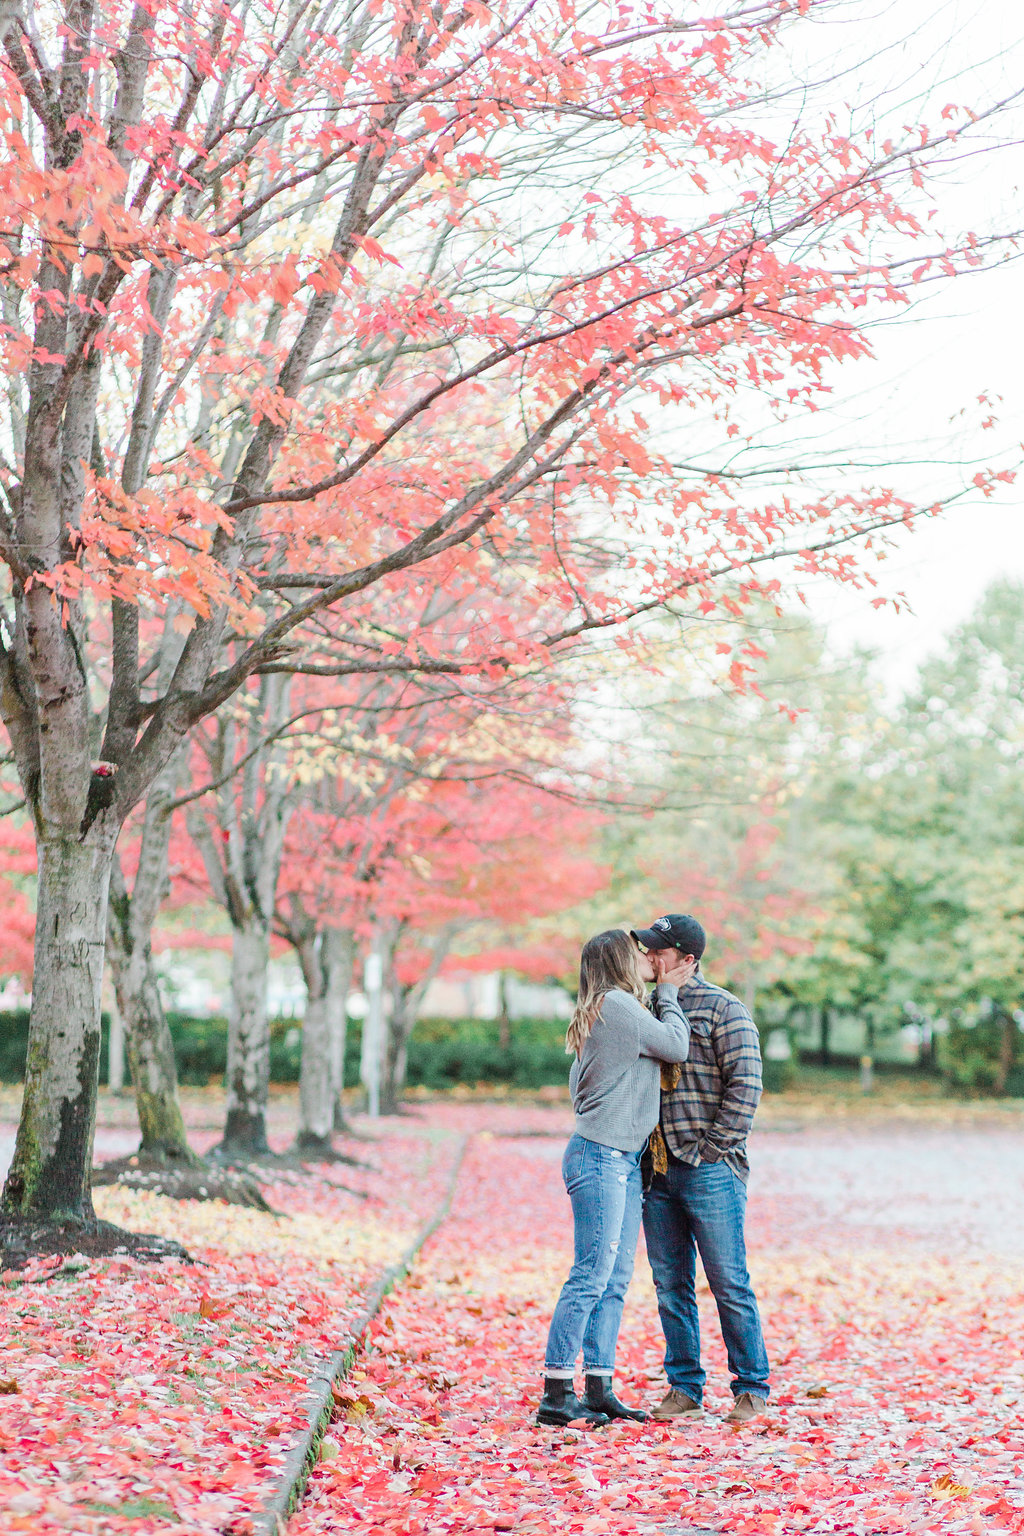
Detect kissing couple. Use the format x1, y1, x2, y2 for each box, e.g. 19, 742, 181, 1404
536, 914, 770, 1428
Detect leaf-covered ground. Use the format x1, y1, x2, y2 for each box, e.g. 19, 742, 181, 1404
2, 1093, 1023, 1535
293, 1118, 1024, 1536
0, 1122, 463, 1535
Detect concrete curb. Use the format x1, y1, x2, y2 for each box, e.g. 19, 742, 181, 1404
251, 1134, 468, 1536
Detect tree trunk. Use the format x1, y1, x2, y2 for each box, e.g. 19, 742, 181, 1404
108, 872, 196, 1167
219, 917, 272, 1156
360, 935, 386, 1119
326, 929, 355, 1132
106, 844, 196, 1164
381, 994, 413, 1116
298, 990, 332, 1152
297, 932, 332, 1154
2, 836, 114, 1220
120, 952, 195, 1161
107, 991, 125, 1095
188, 673, 291, 1159
994, 1009, 1015, 1096
284, 913, 354, 1150
497, 971, 511, 1052
820, 1006, 831, 1068
379, 924, 454, 1115
103, 617, 195, 1160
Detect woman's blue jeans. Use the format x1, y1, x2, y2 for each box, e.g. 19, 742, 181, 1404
544, 1133, 644, 1375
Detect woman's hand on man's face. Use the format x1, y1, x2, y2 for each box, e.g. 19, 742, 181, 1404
653, 951, 697, 988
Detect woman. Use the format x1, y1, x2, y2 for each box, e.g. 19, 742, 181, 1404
537, 929, 695, 1427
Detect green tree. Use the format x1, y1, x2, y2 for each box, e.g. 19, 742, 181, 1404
782, 579, 1024, 1088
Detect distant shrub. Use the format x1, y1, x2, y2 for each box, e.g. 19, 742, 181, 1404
758, 1022, 799, 1094
941, 1013, 1024, 1096
0, 1012, 30, 1083
398, 1016, 569, 1090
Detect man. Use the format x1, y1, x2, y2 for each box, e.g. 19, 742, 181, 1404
631, 912, 770, 1425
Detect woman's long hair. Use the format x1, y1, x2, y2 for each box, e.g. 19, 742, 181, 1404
566, 930, 646, 1056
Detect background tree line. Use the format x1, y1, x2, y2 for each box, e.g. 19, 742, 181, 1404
4, 576, 1023, 1138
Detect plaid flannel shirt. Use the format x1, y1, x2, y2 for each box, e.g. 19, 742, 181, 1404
658, 970, 762, 1185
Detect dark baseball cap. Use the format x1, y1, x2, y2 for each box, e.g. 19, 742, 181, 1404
630, 913, 706, 958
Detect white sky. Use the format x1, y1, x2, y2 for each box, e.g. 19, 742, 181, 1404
805, 256, 1024, 690
774, 0, 1024, 692
810, 503, 1024, 690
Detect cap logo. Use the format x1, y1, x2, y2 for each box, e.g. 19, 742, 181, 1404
653, 917, 671, 931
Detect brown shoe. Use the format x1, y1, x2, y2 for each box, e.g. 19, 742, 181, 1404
725, 1392, 767, 1424
651, 1387, 703, 1421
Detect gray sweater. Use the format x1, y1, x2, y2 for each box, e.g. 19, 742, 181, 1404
569, 985, 691, 1153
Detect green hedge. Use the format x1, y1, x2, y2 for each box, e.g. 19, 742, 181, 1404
167, 1012, 307, 1085
0, 1010, 117, 1084
9, 1002, 1024, 1098
397, 1016, 570, 1090
0, 1012, 33, 1082
0, 1009, 573, 1089
0, 1010, 309, 1087
168, 1013, 573, 1089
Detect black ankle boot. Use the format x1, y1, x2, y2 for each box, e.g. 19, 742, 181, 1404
584, 1372, 648, 1422
536, 1376, 610, 1427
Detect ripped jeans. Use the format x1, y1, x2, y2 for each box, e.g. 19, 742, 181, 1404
543, 1133, 644, 1375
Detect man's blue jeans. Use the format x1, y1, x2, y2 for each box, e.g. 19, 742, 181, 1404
642, 1158, 770, 1401
544, 1133, 644, 1374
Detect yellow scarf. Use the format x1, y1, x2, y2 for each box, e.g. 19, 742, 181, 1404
649, 1062, 682, 1174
